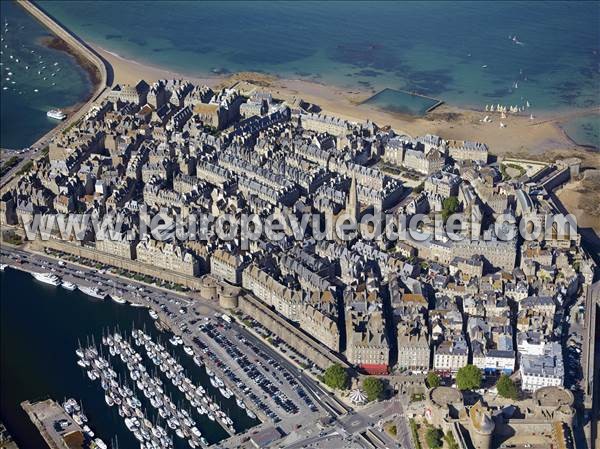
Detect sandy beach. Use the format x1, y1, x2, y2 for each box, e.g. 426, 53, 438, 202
93, 44, 600, 233
94, 45, 599, 166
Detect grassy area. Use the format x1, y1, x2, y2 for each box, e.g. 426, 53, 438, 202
2, 232, 23, 246
410, 393, 425, 402
409, 419, 422, 449
15, 160, 34, 176
385, 423, 397, 437
0, 155, 23, 177
500, 162, 526, 180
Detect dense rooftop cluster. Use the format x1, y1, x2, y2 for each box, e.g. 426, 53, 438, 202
1, 79, 595, 393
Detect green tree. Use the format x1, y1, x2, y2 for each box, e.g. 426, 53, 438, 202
496, 374, 519, 399
322, 364, 349, 390
444, 431, 459, 449
426, 371, 441, 388
455, 365, 482, 391
362, 377, 384, 401
441, 195, 459, 221
425, 427, 444, 449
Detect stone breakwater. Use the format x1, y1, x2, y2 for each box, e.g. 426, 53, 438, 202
17, 0, 108, 98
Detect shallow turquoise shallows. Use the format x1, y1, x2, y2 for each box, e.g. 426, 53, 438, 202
2, 1, 599, 148
0, 1, 92, 149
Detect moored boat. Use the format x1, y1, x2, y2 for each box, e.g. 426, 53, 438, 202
61, 280, 77, 290
46, 109, 66, 120
78, 285, 107, 300
111, 294, 127, 304
31, 271, 61, 286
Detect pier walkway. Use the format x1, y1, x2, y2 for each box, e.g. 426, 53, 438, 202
0, 1, 110, 191
21, 399, 84, 449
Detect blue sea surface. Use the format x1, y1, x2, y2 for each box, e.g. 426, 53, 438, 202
37, 0, 600, 114
3, 1, 600, 147
561, 114, 600, 149
0, 1, 92, 149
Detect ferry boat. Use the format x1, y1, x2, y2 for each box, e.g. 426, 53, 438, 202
78, 286, 107, 300
46, 109, 66, 120
61, 280, 77, 291
31, 271, 61, 286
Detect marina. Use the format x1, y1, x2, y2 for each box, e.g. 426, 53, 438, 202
21, 398, 107, 449
0, 266, 256, 448
0, 1, 93, 149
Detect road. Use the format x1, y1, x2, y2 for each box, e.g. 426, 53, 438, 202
0, 245, 416, 449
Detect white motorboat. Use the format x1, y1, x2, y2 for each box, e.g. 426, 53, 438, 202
112, 294, 127, 304
78, 286, 107, 300
61, 280, 77, 291
31, 271, 61, 286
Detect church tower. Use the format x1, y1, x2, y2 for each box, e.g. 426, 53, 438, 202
347, 175, 360, 222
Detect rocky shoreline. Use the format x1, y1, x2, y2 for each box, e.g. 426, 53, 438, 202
39, 35, 101, 99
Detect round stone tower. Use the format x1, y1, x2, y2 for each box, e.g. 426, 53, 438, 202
468, 400, 494, 449
218, 284, 240, 310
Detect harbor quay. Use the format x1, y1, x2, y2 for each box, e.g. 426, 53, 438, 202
0, 246, 358, 448
21, 399, 87, 449
0, 2, 596, 448
0, 74, 596, 447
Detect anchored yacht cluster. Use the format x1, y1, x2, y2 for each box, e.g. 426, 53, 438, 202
62, 398, 108, 449
132, 329, 239, 434
104, 331, 209, 447
76, 343, 175, 449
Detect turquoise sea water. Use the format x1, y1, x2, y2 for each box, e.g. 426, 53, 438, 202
37, 0, 599, 112
0, 1, 92, 149
561, 114, 600, 149
2, 1, 600, 146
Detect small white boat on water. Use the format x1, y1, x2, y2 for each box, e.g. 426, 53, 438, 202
61, 280, 77, 291
32, 271, 61, 286
148, 309, 159, 320
0, 263, 8, 271
111, 294, 127, 304
78, 285, 106, 300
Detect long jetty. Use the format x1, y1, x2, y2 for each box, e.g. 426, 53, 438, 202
0, 1, 110, 191
17, 0, 108, 98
